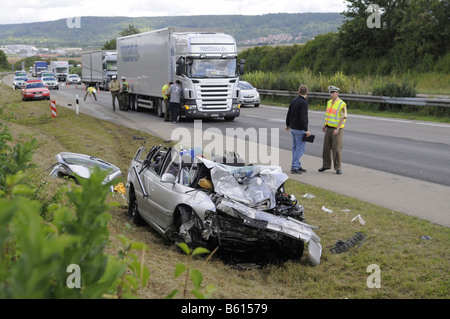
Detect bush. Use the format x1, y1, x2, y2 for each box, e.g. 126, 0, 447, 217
372, 76, 416, 97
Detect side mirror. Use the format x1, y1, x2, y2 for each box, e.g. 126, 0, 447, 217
239, 59, 245, 75
161, 172, 177, 184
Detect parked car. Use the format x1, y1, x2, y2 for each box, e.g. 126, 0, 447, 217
237, 81, 260, 107
125, 145, 322, 266
66, 74, 82, 85
13, 76, 28, 89
21, 80, 50, 101
49, 152, 122, 185
42, 76, 59, 90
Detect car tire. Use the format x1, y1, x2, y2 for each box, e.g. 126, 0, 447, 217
224, 116, 235, 121
254, 104, 260, 107
128, 188, 146, 226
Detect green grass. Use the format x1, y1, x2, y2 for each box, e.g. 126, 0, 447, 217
1, 81, 448, 299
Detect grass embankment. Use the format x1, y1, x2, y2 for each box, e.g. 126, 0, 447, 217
0, 81, 448, 299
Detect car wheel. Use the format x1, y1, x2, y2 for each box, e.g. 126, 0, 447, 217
224, 116, 235, 121
128, 188, 146, 226
254, 104, 260, 107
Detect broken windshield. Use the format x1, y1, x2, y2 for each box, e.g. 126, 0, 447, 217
188, 58, 237, 78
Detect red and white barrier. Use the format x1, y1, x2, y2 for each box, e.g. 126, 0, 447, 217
50, 100, 57, 118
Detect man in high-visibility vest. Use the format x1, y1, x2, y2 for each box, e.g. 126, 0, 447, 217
120, 77, 130, 111
319, 86, 347, 174
83, 86, 97, 101
162, 82, 173, 122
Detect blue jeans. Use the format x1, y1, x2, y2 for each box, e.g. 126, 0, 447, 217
291, 129, 306, 170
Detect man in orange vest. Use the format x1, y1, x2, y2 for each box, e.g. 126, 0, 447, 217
319, 86, 347, 174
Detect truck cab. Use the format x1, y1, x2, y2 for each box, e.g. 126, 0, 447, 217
173, 32, 243, 121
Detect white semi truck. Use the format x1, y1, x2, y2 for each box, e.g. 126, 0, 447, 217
49, 61, 69, 81
117, 27, 244, 121
81, 50, 117, 90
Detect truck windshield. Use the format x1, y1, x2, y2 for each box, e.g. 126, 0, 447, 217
188, 58, 237, 78
106, 61, 117, 71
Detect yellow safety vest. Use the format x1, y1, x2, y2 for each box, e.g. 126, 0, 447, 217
325, 99, 347, 128
162, 84, 170, 99
87, 87, 95, 93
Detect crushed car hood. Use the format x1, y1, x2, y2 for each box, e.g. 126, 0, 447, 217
200, 157, 288, 209
196, 157, 322, 265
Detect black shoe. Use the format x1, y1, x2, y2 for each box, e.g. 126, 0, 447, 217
298, 167, 307, 172
164, 119, 170, 122
290, 169, 302, 174
318, 167, 330, 172
336, 170, 342, 175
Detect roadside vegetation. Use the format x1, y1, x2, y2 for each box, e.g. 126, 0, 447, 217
0, 79, 448, 299
239, 0, 449, 119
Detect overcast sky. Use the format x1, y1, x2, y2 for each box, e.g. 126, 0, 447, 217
1, 0, 348, 25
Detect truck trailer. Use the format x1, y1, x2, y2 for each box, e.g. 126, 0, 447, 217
32, 61, 47, 77
117, 27, 244, 121
49, 61, 69, 81
81, 50, 117, 90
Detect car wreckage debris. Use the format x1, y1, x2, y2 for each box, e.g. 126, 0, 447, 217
330, 232, 367, 254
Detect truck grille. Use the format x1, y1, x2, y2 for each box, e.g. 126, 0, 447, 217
195, 83, 232, 111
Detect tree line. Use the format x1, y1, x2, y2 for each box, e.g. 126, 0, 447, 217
239, 0, 449, 75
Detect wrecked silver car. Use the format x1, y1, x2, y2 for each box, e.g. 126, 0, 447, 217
125, 145, 322, 266
49, 152, 122, 184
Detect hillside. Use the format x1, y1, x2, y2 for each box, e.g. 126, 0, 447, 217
0, 13, 343, 48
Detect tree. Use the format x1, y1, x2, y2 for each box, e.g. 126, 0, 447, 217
102, 24, 141, 50
0, 50, 9, 70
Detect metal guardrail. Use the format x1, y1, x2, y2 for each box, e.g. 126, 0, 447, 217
258, 89, 450, 108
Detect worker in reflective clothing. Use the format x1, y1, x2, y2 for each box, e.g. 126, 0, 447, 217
318, 86, 347, 175
84, 86, 97, 101
162, 82, 173, 122
120, 77, 130, 111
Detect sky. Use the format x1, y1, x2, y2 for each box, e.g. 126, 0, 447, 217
1, 0, 348, 25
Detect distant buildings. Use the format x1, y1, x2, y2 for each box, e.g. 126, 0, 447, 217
0, 45, 82, 57
238, 33, 305, 46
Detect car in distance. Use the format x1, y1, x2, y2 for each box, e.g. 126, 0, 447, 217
237, 81, 260, 107
40, 71, 54, 79
125, 145, 322, 266
15, 70, 27, 77
42, 76, 59, 90
21, 80, 50, 101
66, 74, 82, 85
13, 76, 28, 89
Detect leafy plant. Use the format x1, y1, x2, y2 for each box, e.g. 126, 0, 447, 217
165, 243, 216, 299
114, 234, 150, 299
